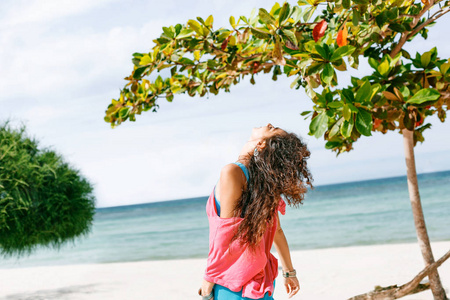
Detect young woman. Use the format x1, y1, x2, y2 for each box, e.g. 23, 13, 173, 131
198, 123, 314, 300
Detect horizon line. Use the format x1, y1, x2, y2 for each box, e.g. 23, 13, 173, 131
96, 169, 450, 210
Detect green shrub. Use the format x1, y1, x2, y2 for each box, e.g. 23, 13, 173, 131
0, 121, 96, 257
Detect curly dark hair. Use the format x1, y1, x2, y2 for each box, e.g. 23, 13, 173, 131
230, 130, 314, 251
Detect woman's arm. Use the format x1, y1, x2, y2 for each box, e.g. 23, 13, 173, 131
200, 279, 215, 297
273, 212, 300, 298
217, 164, 245, 218
200, 164, 245, 297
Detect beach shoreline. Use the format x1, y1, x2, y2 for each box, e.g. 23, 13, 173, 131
0, 241, 448, 300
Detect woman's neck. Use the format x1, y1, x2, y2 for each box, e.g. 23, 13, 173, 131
236, 138, 258, 167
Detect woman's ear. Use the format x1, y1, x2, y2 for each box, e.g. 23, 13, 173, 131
256, 139, 267, 151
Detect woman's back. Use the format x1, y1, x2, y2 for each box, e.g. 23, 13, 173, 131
201, 124, 307, 299
204, 162, 285, 299
204, 186, 282, 299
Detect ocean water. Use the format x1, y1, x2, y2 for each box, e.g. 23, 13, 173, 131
1, 170, 449, 269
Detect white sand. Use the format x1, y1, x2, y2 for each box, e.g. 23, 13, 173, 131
0, 241, 448, 300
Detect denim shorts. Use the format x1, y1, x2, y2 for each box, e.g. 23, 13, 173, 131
213, 279, 276, 300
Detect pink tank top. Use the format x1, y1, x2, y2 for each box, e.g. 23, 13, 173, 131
203, 188, 287, 299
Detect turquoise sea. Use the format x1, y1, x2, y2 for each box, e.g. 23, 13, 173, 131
1, 170, 449, 269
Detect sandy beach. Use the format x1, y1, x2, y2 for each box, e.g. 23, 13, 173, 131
0, 241, 448, 300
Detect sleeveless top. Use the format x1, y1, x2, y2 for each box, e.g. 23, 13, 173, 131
204, 163, 286, 299
214, 162, 249, 217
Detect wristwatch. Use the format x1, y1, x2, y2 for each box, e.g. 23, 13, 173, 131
198, 287, 214, 300
282, 269, 297, 278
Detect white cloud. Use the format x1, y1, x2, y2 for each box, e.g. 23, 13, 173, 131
0, 0, 116, 28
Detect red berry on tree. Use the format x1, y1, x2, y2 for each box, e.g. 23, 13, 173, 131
251, 61, 260, 73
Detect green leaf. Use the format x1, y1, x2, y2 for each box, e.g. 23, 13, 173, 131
327, 101, 343, 108
332, 59, 347, 71
377, 60, 390, 77
162, 26, 174, 39
176, 29, 195, 39
315, 94, 327, 107
406, 88, 440, 105
119, 107, 129, 118
309, 112, 328, 138
193, 50, 201, 61
355, 80, 371, 103
342, 0, 351, 9
259, 8, 276, 25
230, 16, 236, 28
341, 89, 355, 103
368, 57, 378, 69
399, 86, 410, 99
321, 63, 334, 85
133, 66, 147, 79
421, 52, 431, 68
278, 2, 290, 24
306, 62, 325, 76
187, 20, 203, 35
303, 6, 316, 22
315, 45, 329, 60
340, 120, 353, 138
139, 55, 152, 65
387, 7, 399, 20
375, 11, 387, 28
330, 45, 356, 62
205, 15, 214, 27
347, 102, 358, 113
329, 117, 344, 138
389, 23, 406, 32
250, 27, 270, 39
352, 10, 360, 26
178, 57, 195, 65
343, 104, 351, 121
355, 108, 372, 136
282, 29, 298, 46
300, 110, 312, 116
325, 140, 343, 149
270, 3, 281, 16
440, 62, 450, 75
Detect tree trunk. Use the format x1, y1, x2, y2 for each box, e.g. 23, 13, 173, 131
402, 128, 448, 300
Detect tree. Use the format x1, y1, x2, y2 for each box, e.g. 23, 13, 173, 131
104, 0, 449, 298
0, 121, 96, 257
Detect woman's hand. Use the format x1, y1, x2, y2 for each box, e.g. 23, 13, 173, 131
200, 279, 215, 298
284, 276, 300, 298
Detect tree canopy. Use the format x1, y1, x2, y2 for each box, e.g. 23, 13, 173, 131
0, 122, 96, 257
105, 0, 449, 155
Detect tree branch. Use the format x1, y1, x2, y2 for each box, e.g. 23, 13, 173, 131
407, 7, 450, 40
395, 248, 450, 297
347, 249, 450, 300
390, 0, 443, 57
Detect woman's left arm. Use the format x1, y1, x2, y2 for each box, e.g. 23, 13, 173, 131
273, 212, 300, 298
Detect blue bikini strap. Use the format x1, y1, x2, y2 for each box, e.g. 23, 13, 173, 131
233, 162, 249, 182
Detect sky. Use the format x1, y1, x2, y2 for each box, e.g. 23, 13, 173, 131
0, 0, 449, 208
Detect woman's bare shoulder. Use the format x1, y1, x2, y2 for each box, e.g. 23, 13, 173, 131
220, 163, 243, 176
217, 164, 245, 217
219, 164, 245, 189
